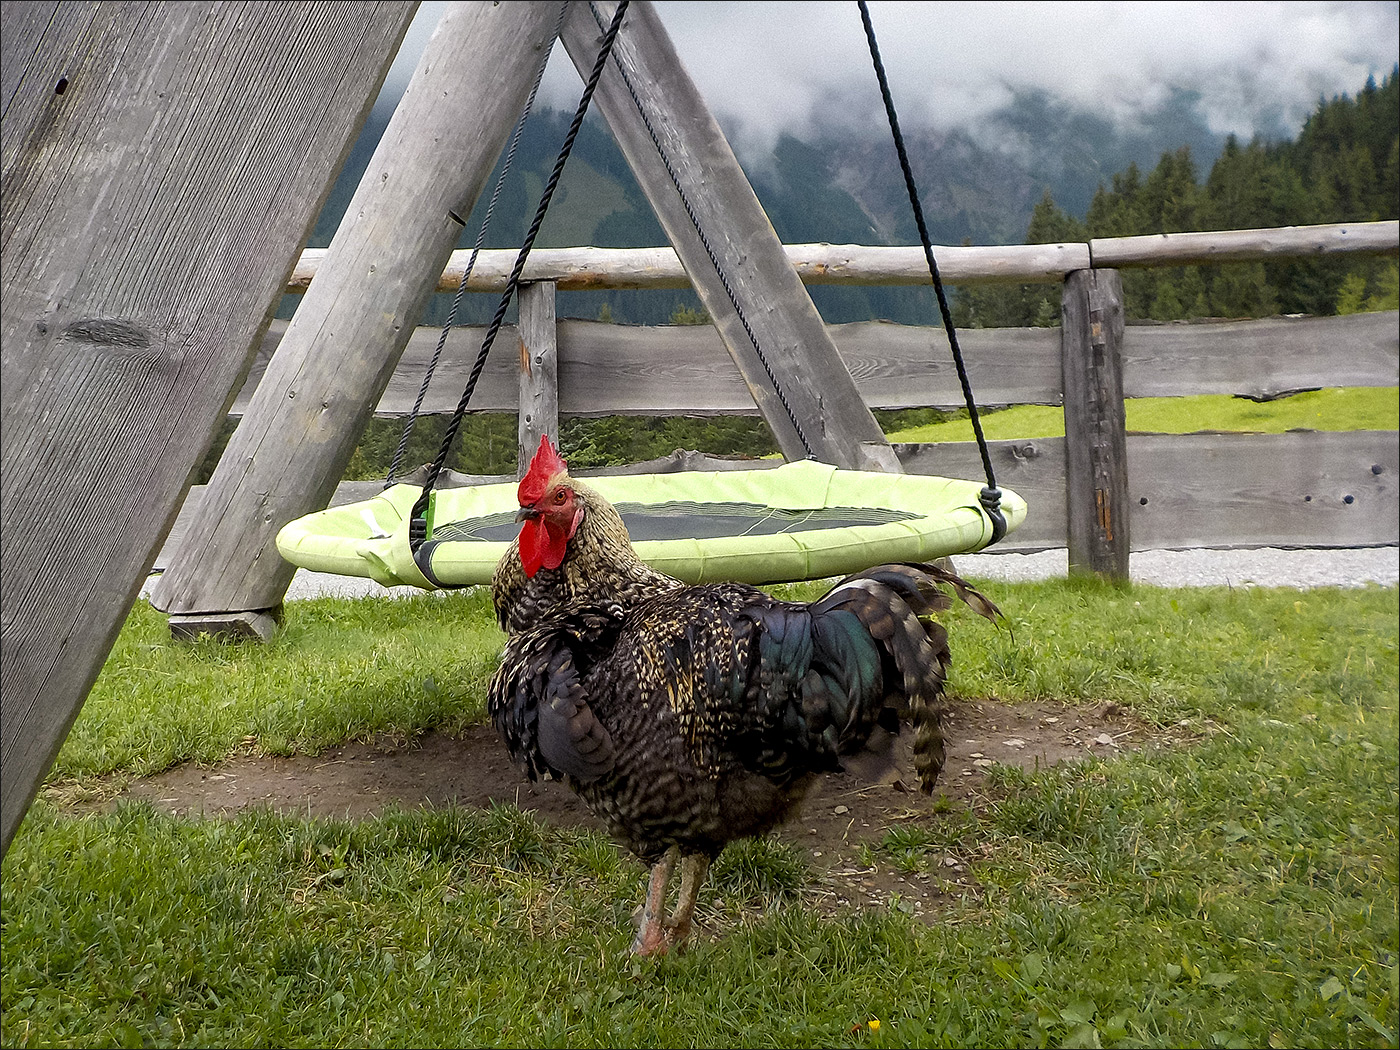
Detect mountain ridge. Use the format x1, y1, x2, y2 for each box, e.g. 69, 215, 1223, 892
294, 70, 1394, 325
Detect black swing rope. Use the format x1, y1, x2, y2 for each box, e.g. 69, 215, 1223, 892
386, 0, 568, 489
857, 1, 1006, 544
409, 0, 631, 553
408, 0, 1004, 556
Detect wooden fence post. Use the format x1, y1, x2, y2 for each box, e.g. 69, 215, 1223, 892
0, 0, 414, 858
148, 1, 563, 633
1060, 269, 1130, 579
517, 281, 560, 478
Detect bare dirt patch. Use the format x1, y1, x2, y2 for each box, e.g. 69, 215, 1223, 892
74, 698, 1175, 931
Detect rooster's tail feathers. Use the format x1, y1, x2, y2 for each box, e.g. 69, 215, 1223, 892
810, 562, 1004, 792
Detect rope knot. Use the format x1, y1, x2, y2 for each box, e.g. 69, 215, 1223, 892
978, 486, 1007, 546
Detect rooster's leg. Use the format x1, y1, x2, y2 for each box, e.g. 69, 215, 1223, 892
631, 846, 678, 956
663, 853, 710, 952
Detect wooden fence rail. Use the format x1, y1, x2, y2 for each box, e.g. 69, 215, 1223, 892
181, 218, 1400, 581
205, 303, 1397, 568
235, 308, 1398, 417
283, 220, 1399, 292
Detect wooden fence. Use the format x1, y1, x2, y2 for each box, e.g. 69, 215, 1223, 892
152, 219, 1400, 580
198, 220, 1400, 575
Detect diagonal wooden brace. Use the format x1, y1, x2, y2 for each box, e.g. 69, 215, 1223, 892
558, 0, 900, 473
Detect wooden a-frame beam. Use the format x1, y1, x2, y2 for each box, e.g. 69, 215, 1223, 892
148, 1, 565, 625
0, 0, 417, 858
558, 0, 901, 472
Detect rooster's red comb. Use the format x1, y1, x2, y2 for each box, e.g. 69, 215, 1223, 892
518, 434, 568, 505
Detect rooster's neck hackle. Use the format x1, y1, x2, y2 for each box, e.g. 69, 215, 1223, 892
493, 477, 679, 634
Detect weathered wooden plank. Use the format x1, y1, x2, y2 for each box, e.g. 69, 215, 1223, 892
1061, 270, 1130, 578
281, 218, 1399, 294
1122, 311, 1399, 400
288, 240, 1095, 292
558, 0, 899, 471
0, 0, 73, 121
517, 280, 559, 477
233, 308, 1396, 418
1128, 431, 1398, 550
150, 1, 563, 619
155, 430, 1397, 573
554, 320, 739, 415
1092, 220, 1399, 268
233, 317, 1063, 415
234, 306, 1397, 422
903, 431, 1399, 551
0, 0, 415, 857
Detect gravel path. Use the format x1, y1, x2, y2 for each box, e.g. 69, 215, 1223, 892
951, 546, 1397, 590
144, 546, 1395, 602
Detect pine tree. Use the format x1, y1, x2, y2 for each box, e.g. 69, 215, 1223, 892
1074, 68, 1396, 319
1336, 272, 1370, 314
1210, 262, 1279, 318
1140, 147, 1200, 232
1027, 188, 1087, 243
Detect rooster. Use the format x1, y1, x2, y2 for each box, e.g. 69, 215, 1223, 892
488, 436, 1002, 955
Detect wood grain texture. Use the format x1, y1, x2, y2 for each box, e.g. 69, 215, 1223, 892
1126, 431, 1398, 550
288, 240, 1096, 292
1091, 221, 1399, 268
902, 431, 1398, 551
0, 0, 415, 856
232, 317, 1064, 416
558, 0, 899, 472
1120, 311, 1398, 399
517, 280, 559, 477
150, 1, 563, 617
280, 219, 1398, 294
230, 308, 1395, 418
1061, 269, 1130, 578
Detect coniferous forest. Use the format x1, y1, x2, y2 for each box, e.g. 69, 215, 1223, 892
953, 69, 1399, 326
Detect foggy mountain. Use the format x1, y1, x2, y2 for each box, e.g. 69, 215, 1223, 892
301, 85, 1233, 325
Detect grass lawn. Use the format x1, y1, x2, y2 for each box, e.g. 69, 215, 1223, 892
3, 577, 1396, 1049
883, 387, 1399, 443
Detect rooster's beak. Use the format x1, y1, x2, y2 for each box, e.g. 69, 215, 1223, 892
515, 506, 542, 523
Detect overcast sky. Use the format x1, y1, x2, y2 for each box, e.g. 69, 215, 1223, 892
388, 1, 1398, 156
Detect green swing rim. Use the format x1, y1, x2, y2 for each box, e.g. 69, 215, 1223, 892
274, 459, 1027, 590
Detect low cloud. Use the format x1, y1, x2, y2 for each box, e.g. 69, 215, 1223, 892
394, 2, 1398, 158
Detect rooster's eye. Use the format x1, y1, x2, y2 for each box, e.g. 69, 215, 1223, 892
553, 490, 568, 505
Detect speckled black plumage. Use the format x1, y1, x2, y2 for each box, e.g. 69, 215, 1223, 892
489, 563, 998, 864
488, 449, 1002, 953
490, 476, 678, 635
